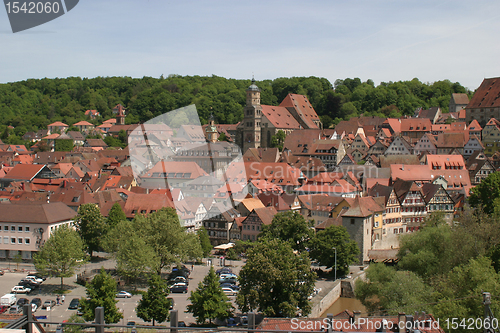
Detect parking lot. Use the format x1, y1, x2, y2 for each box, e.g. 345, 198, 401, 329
0, 257, 245, 327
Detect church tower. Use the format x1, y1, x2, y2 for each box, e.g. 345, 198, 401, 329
115, 104, 126, 125
241, 78, 262, 152
206, 114, 218, 143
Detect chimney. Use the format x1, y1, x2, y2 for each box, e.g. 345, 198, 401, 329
353, 310, 361, 325
398, 313, 406, 333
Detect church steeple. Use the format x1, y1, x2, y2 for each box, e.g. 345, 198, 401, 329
206, 113, 218, 143
240, 78, 263, 152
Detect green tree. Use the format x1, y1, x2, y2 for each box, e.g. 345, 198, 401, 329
355, 263, 434, 315
54, 139, 74, 151
236, 239, 316, 317
197, 227, 212, 257
64, 313, 86, 333
80, 268, 123, 324
187, 266, 233, 324
270, 130, 286, 151
134, 208, 202, 273
308, 225, 360, 276
136, 274, 171, 326
469, 172, 500, 214
107, 202, 126, 229
33, 224, 86, 290
260, 211, 313, 251
75, 204, 107, 257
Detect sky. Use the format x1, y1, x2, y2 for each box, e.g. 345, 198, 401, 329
1, 0, 499, 91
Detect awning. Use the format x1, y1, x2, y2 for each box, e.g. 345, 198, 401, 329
214, 243, 235, 250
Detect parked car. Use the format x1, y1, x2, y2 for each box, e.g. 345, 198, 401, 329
167, 297, 174, 310
219, 277, 237, 285
171, 265, 190, 277
18, 280, 39, 289
221, 287, 237, 296
219, 273, 237, 280
9, 305, 22, 314
29, 273, 46, 281
42, 300, 56, 309
126, 321, 136, 327
220, 283, 239, 291
168, 276, 188, 285
68, 298, 79, 309
25, 275, 44, 284
116, 291, 132, 298
12, 286, 31, 294
170, 284, 188, 293
31, 298, 42, 311
17, 298, 29, 306
216, 267, 232, 275
0, 305, 8, 314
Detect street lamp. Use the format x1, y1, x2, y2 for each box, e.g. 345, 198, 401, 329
333, 247, 337, 281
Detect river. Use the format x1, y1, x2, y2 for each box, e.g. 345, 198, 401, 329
320, 297, 367, 317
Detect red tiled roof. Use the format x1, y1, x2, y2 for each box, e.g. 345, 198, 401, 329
48, 121, 68, 127
468, 119, 482, 131
279, 93, 320, 129
144, 161, 208, 179
467, 77, 500, 109
390, 164, 433, 182
261, 105, 301, 129
74, 121, 93, 126
452, 93, 470, 105
4, 164, 46, 181
400, 118, 432, 132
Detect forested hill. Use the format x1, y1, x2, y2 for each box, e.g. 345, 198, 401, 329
0, 75, 470, 137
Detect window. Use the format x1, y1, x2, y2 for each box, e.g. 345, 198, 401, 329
25, 226, 30, 232
25, 238, 30, 245
18, 238, 23, 244
3, 236, 7, 244
350, 219, 355, 224
3, 225, 7, 231
11, 226, 15, 232
11, 237, 15, 244
18, 226, 23, 232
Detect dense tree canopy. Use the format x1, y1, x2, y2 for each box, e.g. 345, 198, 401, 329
260, 211, 314, 252
0, 76, 470, 148
236, 238, 316, 317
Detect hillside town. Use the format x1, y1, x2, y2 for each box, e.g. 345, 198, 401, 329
0, 77, 499, 269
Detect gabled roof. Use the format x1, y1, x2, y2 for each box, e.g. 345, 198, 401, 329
279, 93, 320, 129
390, 164, 433, 182
243, 207, 278, 226
261, 105, 301, 129
48, 121, 68, 127
466, 78, 500, 109
3, 164, 46, 181
468, 119, 482, 131
73, 121, 93, 126
400, 118, 432, 132
379, 155, 420, 168
0, 201, 76, 223
451, 93, 470, 105
342, 196, 385, 218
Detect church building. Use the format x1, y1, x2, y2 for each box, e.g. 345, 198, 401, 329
236, 79, 322, 152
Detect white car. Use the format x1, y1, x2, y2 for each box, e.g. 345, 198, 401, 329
12, 286, 31, 294
116, 291, 132, 298
222, 287, 236, 296
26, 275, 44, 284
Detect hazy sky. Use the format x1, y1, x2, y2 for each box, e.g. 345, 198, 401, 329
1, 0, 499, 90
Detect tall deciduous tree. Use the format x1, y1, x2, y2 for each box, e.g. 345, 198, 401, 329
75, 204, 107, 257
80, 268, 123, 324
260, 211, 313, 252
134, 208, 202, 273
187, 266, 233, 324
197, 227, 212, 257
308, 225, 360, 276
33, 224, 86, 290
236, 239, 316, 317
107, 202, 126, 229
469, 171, 500, 214
136, 274, 171, 326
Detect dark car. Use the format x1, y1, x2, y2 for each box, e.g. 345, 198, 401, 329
167, 297, 174, 310
168, 270, 189, 279
31, 298, 42, 308
219, 277, 237, 285
68, 298, 79, 310
170, 284, 188, 293
220, 283, 239, 291
216, 267, 232, 275
18, 279, 39, 289
17, 298, 29, 306
172, 265, 190, 276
